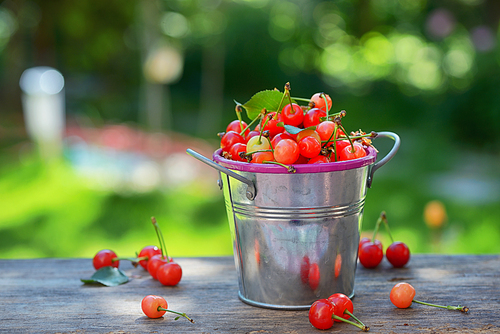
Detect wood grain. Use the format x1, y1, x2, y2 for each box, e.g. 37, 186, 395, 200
0, 255, 498, 333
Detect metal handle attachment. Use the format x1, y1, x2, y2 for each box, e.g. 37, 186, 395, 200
367, 131, 400, 188
186, 149, 256, 200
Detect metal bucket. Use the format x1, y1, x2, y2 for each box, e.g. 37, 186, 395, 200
187, 131, 400, 310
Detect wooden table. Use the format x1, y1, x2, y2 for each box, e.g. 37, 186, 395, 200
0, 255, 499, 333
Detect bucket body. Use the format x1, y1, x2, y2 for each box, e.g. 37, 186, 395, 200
213, 147, 377, 310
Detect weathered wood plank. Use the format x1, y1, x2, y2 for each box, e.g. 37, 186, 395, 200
0, 255, 498, 333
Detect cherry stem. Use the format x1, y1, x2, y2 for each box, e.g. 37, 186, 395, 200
157, 307, 195, 323
372, 214, 383, 243
276, 83, 290, 113
263, 160, 296, 173
320, 93, 330, 118
332, 314, 369, 331
290, 96, 310, 103
239, 111, 262, 137
380, 211, 395, 243
151, 217, 170, 262
344, 310, 366, 327
412, 300, 469, 313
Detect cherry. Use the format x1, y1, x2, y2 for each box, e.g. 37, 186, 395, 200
157, 261, 183, 286
281, 103, 304, 127
390, 282, 469, 312
380, 211, 411, 268
308, 155, 329, 164
295, 129, 321, 143
303, 108, 326, 128
220, 131, 244, 153
310, 92, 332, 112
141, 295, 194, 322
229, 142, 247, 162
93, 249, 119, 270
246, 135, 270, 153
386, 242, 410, 268
226, 120, 249, 137
308, 262, 320, 290
339, 142, 367, 161
309, 299, 369, 331
270, 132, 293, 148
308, 299, 335, 330
147, 254, 171, 280
261, 112, 284, 138
328, 293, 353, 322
250, 151, 274, 163
358, 242, 383, 268
273, 139, 299, 165
298, 136, 322, 159
316, 120, 336, 145
138, 246, 162, 270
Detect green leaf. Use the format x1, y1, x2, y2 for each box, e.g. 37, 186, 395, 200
283, 124, 317, 135
81, 267, 129, 287
242, 90, 290, 120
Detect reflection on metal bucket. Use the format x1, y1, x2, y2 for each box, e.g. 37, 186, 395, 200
187, 131, 400, 310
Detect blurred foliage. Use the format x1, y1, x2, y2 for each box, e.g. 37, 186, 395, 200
0, 0, 499, 258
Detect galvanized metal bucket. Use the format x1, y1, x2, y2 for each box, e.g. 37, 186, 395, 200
187, 131, 400, 310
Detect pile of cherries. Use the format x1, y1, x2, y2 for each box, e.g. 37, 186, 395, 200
92, 217, 182, 286
358, 211, 411, 269
219, 83, 376, 169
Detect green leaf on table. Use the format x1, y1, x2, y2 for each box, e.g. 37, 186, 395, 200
81, 267, 129, 287
242, 90, 294, 120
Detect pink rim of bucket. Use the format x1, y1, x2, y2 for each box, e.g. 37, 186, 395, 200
213, 147, 377, 174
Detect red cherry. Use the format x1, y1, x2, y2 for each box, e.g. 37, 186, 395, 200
138, 245, 162, 270
386, 241, 410, 268
358, 237, 372, 252
303, 108, 326, 128
147, 254, 171, 279
328, 293, 353, 322
157, 261, 183, 286
316, 121, 336, 145
308, 299, 335, 330
226, 120, 249, 137
281, 103, 304, 127
220, 131, 245, 152
273, 139, 300, 164
298, 136, 321, 159
270, 132, 293, 148
93, 249, 119, 270
250, 151, 274, 164
229, 142, 247, 162
262, 112, 284, 138
390, 282, 415, 309
308, 262, 320, 290
308, 155, 330, 164
310, 92, 332, 112
141, 295, 168, 318
359, 240, 383, 268
339, 142, 367, 161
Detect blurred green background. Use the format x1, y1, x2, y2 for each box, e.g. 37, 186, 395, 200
1, 0, 499, 259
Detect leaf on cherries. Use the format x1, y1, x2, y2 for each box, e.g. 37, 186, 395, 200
283, 124, 317, 134
241, 90, 295, 120
81, 267, 129, 287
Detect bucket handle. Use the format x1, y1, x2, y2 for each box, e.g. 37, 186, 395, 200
186, 148, 257, 200
367, 131, 401, 188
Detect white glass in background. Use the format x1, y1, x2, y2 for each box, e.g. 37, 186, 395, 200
19, 66, 65, 160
